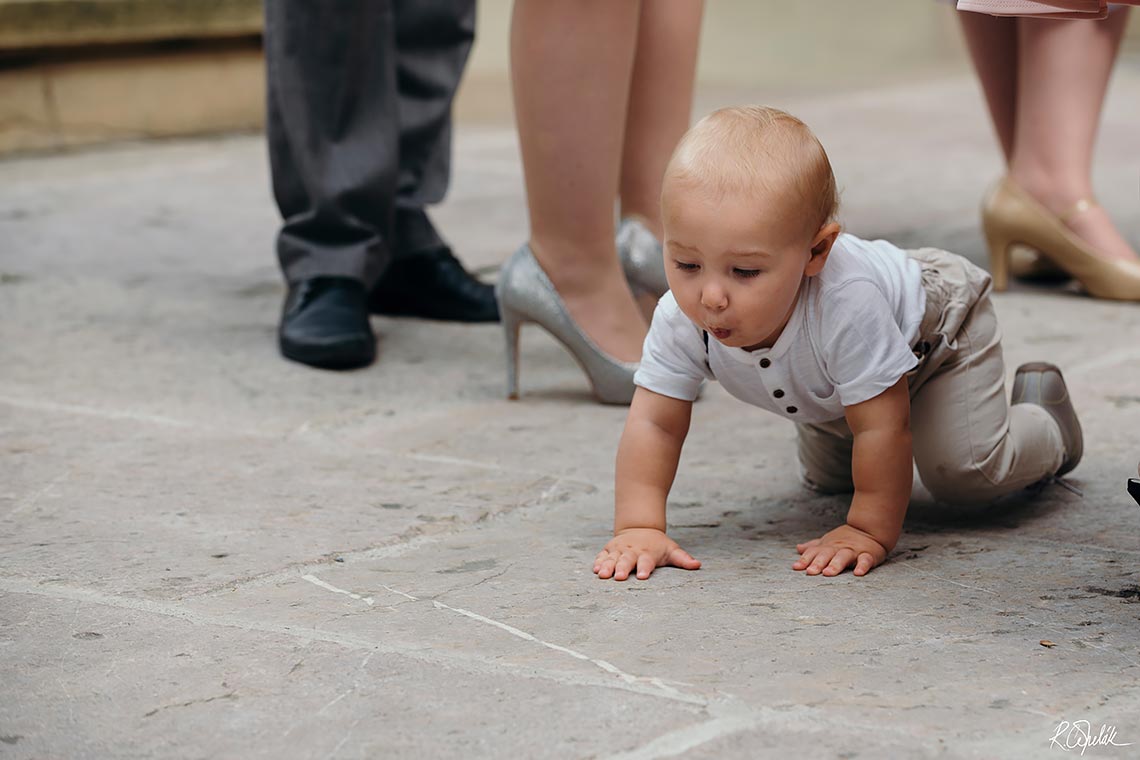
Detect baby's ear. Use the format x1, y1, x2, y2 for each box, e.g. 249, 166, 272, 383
806, 222, 841, 276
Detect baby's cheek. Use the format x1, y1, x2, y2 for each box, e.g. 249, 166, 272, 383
672, 294, 702, 322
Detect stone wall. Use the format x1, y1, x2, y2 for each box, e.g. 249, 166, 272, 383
1, 0, 1138, 156
0, 0, 261, 49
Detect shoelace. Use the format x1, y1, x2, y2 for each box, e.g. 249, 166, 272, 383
1026, 475, 1083, 498
1050, 476, 1083, 497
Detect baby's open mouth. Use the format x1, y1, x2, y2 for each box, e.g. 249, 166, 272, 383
709, 327, 732, 340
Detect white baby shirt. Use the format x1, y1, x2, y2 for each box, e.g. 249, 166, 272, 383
633, 233, 927, 424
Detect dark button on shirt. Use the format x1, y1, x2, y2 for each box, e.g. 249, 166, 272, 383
786, 406, 798, 414
773, 389, 785, 399
759, 358, 771, 368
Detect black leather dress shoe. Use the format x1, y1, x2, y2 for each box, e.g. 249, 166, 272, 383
279, 277, 376, 369
369, 247, 499, 323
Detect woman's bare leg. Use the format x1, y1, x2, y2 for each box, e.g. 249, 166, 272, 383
510, 0, 647, 361
958, 12, 1019, 162
1010, 10, 1137, 263
618, 0, 705, 240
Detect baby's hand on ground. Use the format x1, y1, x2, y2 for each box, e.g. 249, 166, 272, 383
793, 523, 888, 577
593, 528, 701, 581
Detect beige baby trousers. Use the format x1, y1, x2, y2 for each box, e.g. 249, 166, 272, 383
796, 247, 1065, 504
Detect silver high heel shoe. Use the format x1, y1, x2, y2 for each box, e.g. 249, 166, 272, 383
616, 217, 669, 298
496, 244, 638, 405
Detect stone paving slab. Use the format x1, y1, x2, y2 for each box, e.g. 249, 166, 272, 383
2, 70, 1140, 757
4, 482, 1137, 758
0, 591, 708, 760
0, 405, 574, 598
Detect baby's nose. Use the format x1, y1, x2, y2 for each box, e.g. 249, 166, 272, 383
701, 287, 728, 310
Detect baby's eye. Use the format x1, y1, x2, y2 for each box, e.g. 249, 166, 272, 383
673, 261, 699, 272
733, 268, 761, 278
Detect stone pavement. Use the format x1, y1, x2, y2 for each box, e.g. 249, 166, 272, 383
2, 70, 1140, 759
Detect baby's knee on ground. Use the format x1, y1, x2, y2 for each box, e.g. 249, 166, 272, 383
796, 426, 854, 495
919, 462, 998, 505
798, 466, 854, 495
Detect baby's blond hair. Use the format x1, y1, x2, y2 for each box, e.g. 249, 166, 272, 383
665, 106, 839, 238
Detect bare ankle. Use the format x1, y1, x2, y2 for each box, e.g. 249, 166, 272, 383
529, 238, 624, 294
1008, 168, 1094, 214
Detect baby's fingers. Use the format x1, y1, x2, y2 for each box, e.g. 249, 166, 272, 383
852, 552, 878, 577
594, 553, 618, 579
592, 550, 611, 574
635, 553, 657, 580
612, 552, 638, 581
821, 549, 856, 576
667, 547, 702, 571
801, 547, 838, 575
792, 545, 821, 570
795, 538, 822, 553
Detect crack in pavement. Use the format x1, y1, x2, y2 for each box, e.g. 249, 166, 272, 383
143, 691, 237, 718
185, 477, 587, 599
302, 572, 708, 706
0, 577, 712, 708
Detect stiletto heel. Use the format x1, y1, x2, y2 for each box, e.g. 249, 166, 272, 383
984, 223, 1012, 293
501, 304, 523, 401
616, 217, 669, 298
981, 176, 1140, 301
494, 244, 638, 405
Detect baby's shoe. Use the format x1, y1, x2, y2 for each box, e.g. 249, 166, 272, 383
1011, 362, 1083, 476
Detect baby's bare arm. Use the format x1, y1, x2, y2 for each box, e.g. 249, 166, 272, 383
594, 388, 700, 581
794, 377, 912, 577
614, 387, 693, 532
845, 376, 913, 551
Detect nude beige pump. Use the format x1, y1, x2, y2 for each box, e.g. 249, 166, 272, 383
982, 177, 1140, 301
1009, 199, 1096, 282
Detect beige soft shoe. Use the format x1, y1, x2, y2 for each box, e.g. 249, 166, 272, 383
1011, 362, 1083, 476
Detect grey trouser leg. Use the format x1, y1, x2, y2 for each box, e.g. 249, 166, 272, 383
393, 0, 476, 258
265, 0, 475, 286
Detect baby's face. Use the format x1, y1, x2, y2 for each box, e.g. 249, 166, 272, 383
661, 179, 820, 352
